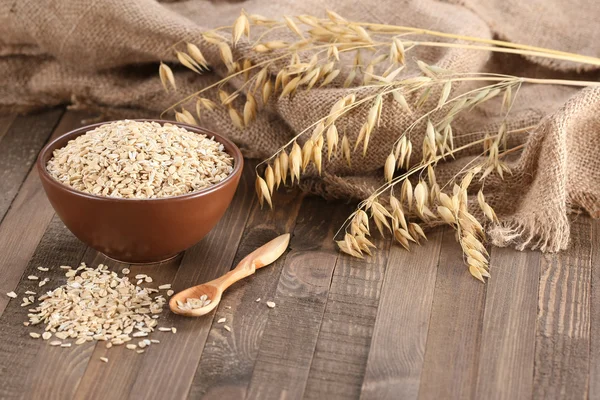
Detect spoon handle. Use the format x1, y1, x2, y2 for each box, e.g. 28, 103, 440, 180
213, 233, 290, 291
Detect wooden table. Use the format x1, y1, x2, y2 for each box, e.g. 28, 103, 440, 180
0, 109, 598, 400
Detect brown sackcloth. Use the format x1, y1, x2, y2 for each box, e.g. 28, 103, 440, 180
1, 0, 599, 252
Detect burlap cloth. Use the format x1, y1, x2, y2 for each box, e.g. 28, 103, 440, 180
1, 0, 599, 252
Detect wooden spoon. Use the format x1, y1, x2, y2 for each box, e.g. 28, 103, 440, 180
169, 233, 290, 317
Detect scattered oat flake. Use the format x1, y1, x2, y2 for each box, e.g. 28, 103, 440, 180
225, 306, 231, 309
171, 327, 177, 333
37, 267, 49, 272
6, 291, 17, 298
150, 339, 160, 344
167, 290, 174, 296
266, 301, 276, 308
158, 327, 171, 332
106, 342, 113, 349
42, 332, 52, 340
30, 332, 41, 339
217, 318, 226, 324
135, 274, 147, 279
100, 357, 108, 363
24, 291, 36, 295
25, 262, 167, 352
145, 277, 153, 283
28, 275, 39, 280
59, 265, 71, 269
126, 344, 137, 350
121, 268, 130, 275
158, 284, 171, 290
255, 298, 261, 302
136, 350, 145, 354
223, 325, 231, 332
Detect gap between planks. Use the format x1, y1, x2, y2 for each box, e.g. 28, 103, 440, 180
186, 187, 305, 399
0, 110, 86, 316
360, 228, 443, 400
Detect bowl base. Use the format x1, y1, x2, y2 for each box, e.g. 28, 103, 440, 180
101, 252, 182, 265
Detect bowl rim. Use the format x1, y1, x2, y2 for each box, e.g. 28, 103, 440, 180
36, 119, 244, 203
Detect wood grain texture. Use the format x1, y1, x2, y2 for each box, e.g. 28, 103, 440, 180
302, 236, 392, 399
590, 219, 600, 400
360, 229, 443, 400
0, 109, 62, 223
0, 114, 16, 142
187, 189, 304, 399
74, 255, 182, 400
244, 197, 349, 400
474, 246, 540, 400
534, 217, 592, 399
0, 111, 87, 316
0, 215, 88, 399
418, 228, 487, 400
25, 250, 125, 400
123, 163, 256, 400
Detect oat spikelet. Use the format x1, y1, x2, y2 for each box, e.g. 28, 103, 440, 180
290, 142, 302, 184
301, 139, 314, 172
262, 80, 273, 104
218, 42, 235, 72
273, 157, 282, 189
256, 176, 272, 209
228, 107, 244, 129
177, 51, 201, 73
384, 153, 396, 183
313, 139, 323, 175
233, 11, 250, 46
438, 81, 452, 109
477, 190, 499, 223
284, 16, 304, 38
265, 165, 275, 194
279, 150, 289, 185
243, 94, 257, 126
342, 134, 351, 166
159, 63, 176, 91
326, 125, 338, 161
186, 43, 208, 69
280, 76, 301, 98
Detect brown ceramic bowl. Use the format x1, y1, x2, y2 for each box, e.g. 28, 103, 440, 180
37, 119, 243, 264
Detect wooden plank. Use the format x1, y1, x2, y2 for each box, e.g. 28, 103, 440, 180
25, 251, 129, 400
0, 111, 88, 316
474, 246, 540, 400
0, 109, 63, 223
417, 228, 487, 400
73, 255, 182, 400
360, 229, 443, 400
0, 215, 88, 399
0, 114, 16, 142
303, 235, 392, 399
533, 218, 592, 399
590, 219, 600, 400
119, 163, 256, 400
243, 197, 349, 400
187, 189, 304, 399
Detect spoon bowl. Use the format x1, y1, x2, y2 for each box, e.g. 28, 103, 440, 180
169, 233, 290, 317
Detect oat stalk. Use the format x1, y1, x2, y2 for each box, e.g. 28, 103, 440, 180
161, 10, 600, 281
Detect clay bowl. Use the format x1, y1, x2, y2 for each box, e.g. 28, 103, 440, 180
37, 119, 243, 264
